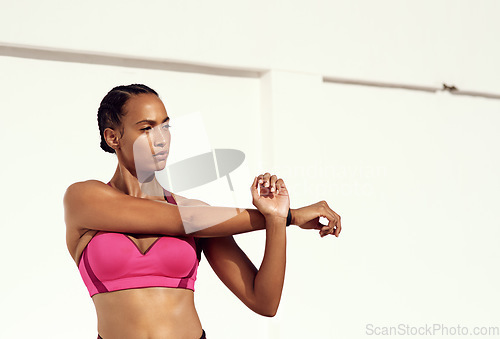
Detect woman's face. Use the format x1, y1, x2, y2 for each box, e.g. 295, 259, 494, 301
115, 93, 171, 180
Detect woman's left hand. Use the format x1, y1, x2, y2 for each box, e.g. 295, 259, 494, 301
251, 173, 290, 219
291, 201, 341, 237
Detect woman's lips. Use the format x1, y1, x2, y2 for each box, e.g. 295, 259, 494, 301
154, 150, 168, 161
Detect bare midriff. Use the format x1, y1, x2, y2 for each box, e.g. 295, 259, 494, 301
92, 287, 203, 339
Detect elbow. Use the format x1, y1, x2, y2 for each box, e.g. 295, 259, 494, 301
261, 308, 278, 318
254, 301, 280, 317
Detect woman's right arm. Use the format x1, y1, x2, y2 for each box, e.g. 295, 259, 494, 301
64, 180, 267, 237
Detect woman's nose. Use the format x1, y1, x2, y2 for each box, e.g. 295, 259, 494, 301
152, 125, 169, 146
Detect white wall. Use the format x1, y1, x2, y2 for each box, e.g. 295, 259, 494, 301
1, 1, 499, 338
2, 0, 499, 92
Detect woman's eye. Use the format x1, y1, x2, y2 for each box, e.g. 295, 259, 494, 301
140, 124, 170, 132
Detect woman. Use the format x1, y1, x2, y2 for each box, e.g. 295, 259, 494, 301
64, 84, 341, 339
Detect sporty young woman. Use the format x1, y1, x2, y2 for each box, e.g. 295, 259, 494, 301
64, 84, 341, 339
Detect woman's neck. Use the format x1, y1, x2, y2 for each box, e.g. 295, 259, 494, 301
109, 163, 164, 200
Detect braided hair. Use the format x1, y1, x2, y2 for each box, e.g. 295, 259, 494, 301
97, 84, 159, 153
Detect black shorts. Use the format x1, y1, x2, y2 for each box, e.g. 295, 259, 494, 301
97, 329, 206, 338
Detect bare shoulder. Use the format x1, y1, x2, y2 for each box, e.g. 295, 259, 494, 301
65, 179, 109, 198
63, 179, 122, 232
64, 180, 110, 262
65, 179, 103, 213
64, 180, 117, 209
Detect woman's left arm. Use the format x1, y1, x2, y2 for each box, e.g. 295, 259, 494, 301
174, 174, 341, 316
178, 174, 287, 316
202, 227, 285, 317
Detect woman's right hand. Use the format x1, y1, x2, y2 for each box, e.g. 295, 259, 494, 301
251, 173, 290, 220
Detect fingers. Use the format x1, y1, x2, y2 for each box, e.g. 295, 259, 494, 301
256, 173, 266, 186
257, 173, 272, 187
323, 214, 340, 237
256, 172, 280, 195
318, 201, 341, 238
333, 210, 341, 237
275, 178, 288, 196
250, 176, 260, 200
329, 208, 341, 237
269, 175, 277, 192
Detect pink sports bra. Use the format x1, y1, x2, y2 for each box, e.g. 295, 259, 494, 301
78, 183, 200, 297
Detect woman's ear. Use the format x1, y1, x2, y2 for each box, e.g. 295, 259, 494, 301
104, 127, 120, 151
